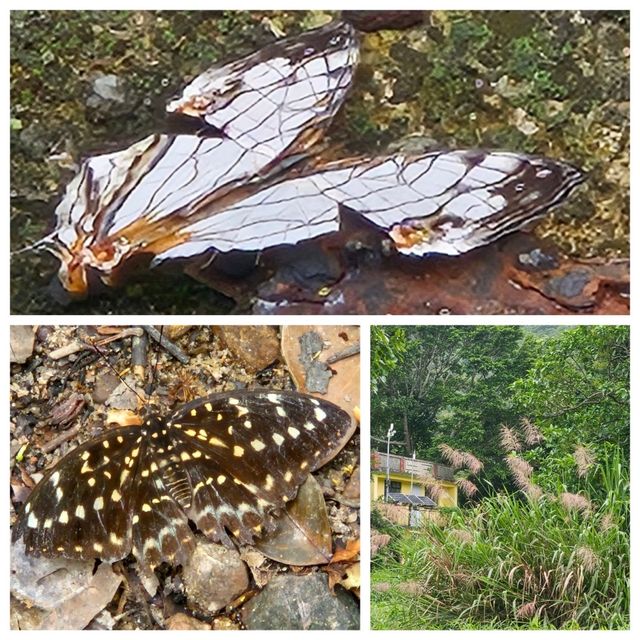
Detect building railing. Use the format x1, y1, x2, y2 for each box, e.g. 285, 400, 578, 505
371, 451, 455, 482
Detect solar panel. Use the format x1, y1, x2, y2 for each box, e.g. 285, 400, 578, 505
387, 493, 437, 507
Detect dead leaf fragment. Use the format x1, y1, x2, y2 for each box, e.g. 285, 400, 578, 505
331, 538, 360, 564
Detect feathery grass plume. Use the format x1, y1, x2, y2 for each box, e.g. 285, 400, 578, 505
559, 492, 593, 515
450, 528, 474, 544
417, 473, 438, 495
573, 445, 596, 477
423, 479, 445, 501
516, 601, 538, 620
505, 455, 533, 489
499, 424, 522, 452
599, 512, 614, 532
457, 477, 478, 498
576, 545, 600, 573
396, 580, 422, 595
437, 443, 465, 469
371, 533, 392, 557
462, 452, 484, 474
520, 417, 544, 445
524, 483, 544, 501
423, 510, 446, 527
371, 447, 629, 630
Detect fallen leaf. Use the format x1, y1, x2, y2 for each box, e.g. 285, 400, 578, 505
105, 408, 142, 426
281, 325, 360, 421
255, 475, 332, 565
341, 562, 360, 593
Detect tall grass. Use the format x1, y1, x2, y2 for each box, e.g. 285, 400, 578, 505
371, 448, 629, 630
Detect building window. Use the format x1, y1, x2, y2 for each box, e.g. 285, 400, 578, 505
389, 480, 402, 493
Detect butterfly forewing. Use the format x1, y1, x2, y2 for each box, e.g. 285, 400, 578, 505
166, 391, 353, 545
12, 427, 143, 563
13, 389, 354, 584
167, 20, 359, 155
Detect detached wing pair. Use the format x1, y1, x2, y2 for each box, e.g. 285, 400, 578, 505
41, 20, 583, 296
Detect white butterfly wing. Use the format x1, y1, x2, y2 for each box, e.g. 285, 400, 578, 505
315, 150, 584, 256
152, 149, 583, 262
167, 21, 359, 160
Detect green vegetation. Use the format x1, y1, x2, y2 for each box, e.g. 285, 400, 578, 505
371, 325, 629, 629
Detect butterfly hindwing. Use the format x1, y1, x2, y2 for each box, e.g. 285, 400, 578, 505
128, 435, 197, 580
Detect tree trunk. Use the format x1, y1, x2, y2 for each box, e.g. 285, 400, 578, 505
402, 408, 412, 455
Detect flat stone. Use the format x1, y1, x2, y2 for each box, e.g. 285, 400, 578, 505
242, 572, 359, 630
165, 613, 211, 630
212, 326, 279, 373
10, 326, 35, 363
91, 372, 121, 404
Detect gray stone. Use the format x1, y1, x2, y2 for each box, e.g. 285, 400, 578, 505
183, 540, 249, 614
242, 572, 359, 630
10, 326, 35, 363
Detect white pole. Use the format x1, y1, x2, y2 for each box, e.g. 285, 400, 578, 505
385, 423, 395, 500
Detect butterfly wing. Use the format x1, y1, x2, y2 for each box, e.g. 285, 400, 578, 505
316, 150, 585, 256
12, 427, 143, 563
167, 20, 359, 155
128, 445, 197, 586
165, 390, 355, 546
151, 149, 584, 262
151, 175, 341, 261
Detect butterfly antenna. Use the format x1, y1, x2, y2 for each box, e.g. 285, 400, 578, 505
10, 233, 58, 257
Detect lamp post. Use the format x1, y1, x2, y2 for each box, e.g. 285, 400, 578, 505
385, 423, 396, 501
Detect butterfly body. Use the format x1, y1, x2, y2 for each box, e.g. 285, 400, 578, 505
13, 389, 354, 587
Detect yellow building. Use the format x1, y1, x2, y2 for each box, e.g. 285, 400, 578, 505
371, 451, 458, 508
